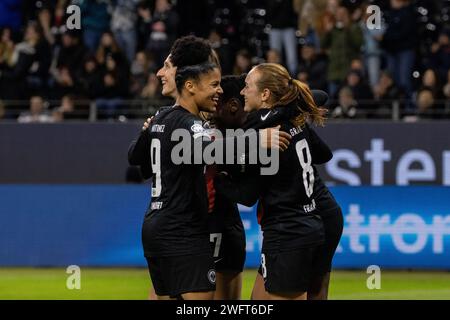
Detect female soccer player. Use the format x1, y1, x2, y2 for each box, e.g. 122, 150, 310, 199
217, 63, 339, 300
237, 88, 343, 300
139, 62, 222, 300
130, 36, 248, 300
207, 75, 248, 299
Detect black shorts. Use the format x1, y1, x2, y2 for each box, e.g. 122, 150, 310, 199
314, 206, 344, 274
258, 246, 321, 293
146, 253, 216, 298
210, 221, 246, 273
208, 192, 246, 273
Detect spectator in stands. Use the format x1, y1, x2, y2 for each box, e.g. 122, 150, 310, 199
317, 0, 339, 38
208, 30, 233, 75
0, 28, 15, 69
266, 49, 281, 64
266, 0, 299, 75
137, 1, 152, 50
55, 31, 86, 77
373, 70, 403, 117
332, 86, 363, 119
104, 52, 129, 95
130, 51, 155, 97
345, 69, 373, 109
27, 21, 52, 94
95, 32, 124, 67
415, 89, 443, 119
360, 3, 385, 90
143, 0, 179, 67
0, 22, 51, 100
1, 0, 449, 121
95, 71, 125, 119
321, 6, 363, 99
76, 56, 103, 99
381, 0, 417, 101
293, 0, 328, 48
233, 49, 252, 75
52, 66, 79, 100
374, 71, 401, 100
50, 31, 85, 100
140, 73, 161, 100
349, 58, 366, 79
297, 43, 328, 91
111, 0, 140, 63
51, 107, 64, 122
96, 48, 129, 110
131, 71, 165, 117
17, 95, 52, 123
428, 30, 450, 82
53, 94, 87, 120
78, 0, 111, 53
443, 70, 450, 102
350, 58, 364, 71
36, 2, 55, 45
53, 0, 67, 31
419, 69, 442, 98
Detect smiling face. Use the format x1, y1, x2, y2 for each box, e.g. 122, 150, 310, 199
241, 68, 265, 112
192, 68, 223, 113
156, 55, 177, 98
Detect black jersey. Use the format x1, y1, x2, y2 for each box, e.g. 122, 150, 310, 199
206, 164, 242, 228
131, 105, 259, 258
257, 120, 324, 253
215, 108, 338, 252
140, 105, 212, 257
306, 124, 340, 215
128, 106, 172, 180
312, 169, 339, 215
242, 107, 339, 217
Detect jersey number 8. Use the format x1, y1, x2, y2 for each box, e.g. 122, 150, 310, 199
295, 139, 315, 198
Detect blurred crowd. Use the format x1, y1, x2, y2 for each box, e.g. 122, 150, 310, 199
0, 0, 449, 122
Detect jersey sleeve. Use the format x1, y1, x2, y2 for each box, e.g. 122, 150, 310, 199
128, 129, 152, 179
128, 106, 174, 179
306, 124, 333, 165
214, 171, 261, 207
128, 129, 150, 165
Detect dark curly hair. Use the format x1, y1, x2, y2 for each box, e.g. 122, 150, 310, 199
169, 35, 219, 68
220, 74, 246, 106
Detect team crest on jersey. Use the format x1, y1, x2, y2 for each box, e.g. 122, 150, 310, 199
191, 123, 204, 133
207, 269, 216, 284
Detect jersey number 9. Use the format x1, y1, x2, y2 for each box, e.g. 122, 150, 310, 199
150, 139, 162, 197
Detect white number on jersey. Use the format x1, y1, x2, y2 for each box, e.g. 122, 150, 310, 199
150, 139, 161, 197
295, 139, 315, 198
261, 254, 267, 279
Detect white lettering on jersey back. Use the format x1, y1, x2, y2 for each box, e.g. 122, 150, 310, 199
303, 199, 317, 213
290, 126, 303, 137
151, 124, 165, 133
151, 201, 163, 210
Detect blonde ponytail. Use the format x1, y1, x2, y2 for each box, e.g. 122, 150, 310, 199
254, 63, 327, 127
